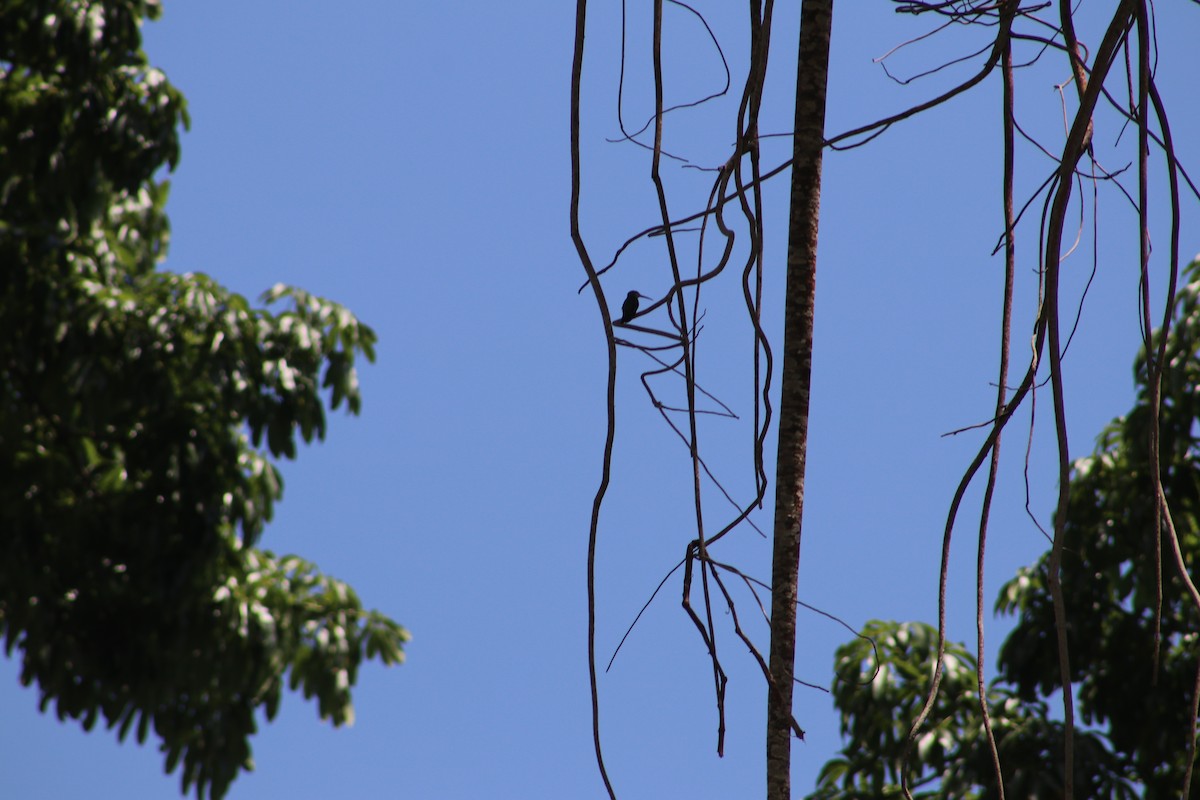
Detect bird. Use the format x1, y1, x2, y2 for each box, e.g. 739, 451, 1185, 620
619, 291, 649, 324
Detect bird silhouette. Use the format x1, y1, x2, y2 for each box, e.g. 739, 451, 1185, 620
619, 291, 649, 324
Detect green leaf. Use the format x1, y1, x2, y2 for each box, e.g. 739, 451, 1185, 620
0, 6, 403, 798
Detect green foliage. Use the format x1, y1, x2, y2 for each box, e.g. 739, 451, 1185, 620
996, 256, 1200, 798
808, 620, 985, 799
810, 257, 1200, 800
806, 621, 1135, 800
0, 3, 408, 799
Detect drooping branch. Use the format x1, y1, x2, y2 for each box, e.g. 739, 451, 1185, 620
1041, 9, 1136, 798
572, 2, 1198, 798
971, 8, 1020, 797
569, 0, 620, 795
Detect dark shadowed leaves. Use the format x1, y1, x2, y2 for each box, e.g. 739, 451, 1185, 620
809, 257, 1200, 800
0, 4, 407, 799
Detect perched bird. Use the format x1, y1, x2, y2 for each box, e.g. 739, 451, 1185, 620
619, 291, 650, 324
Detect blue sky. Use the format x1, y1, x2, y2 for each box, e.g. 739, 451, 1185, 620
3, 3, 1200, 798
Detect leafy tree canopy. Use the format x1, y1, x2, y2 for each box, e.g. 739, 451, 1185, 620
0, 3, 408, 798
808, 256, 1200, 800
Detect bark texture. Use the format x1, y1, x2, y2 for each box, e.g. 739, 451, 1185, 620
766, 2, 832, 798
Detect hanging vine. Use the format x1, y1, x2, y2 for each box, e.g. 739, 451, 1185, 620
570, 2, 1199, 798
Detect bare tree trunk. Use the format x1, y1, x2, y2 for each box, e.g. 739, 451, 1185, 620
765, 2, 832, 798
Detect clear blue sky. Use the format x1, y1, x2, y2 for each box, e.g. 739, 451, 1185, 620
3, 3, 1199, 798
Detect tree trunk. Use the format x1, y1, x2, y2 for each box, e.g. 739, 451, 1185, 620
765, 2, 832, 798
